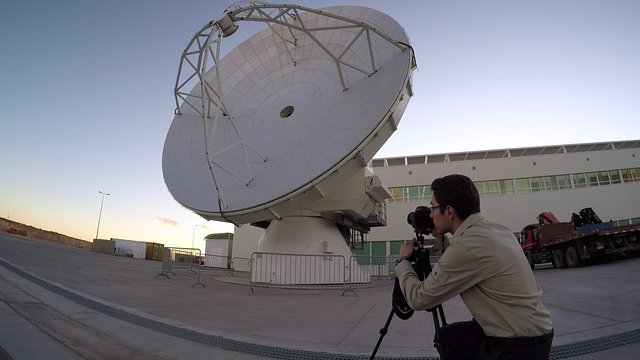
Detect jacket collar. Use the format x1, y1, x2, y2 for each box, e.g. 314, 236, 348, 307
452, 212, 484, 238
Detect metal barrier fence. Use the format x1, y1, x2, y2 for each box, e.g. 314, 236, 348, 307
155, 247, 205, 287
230, 257, 252, 274
250, 252, 346, 286
202, 253, 230, 269
349, 255, 396, 280
249, 252, 440, 284
201, 254, 253, 277
200, 254, 253, 273
249, 253, 408, 290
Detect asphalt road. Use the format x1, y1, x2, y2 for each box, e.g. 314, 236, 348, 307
1, 232, 639, 359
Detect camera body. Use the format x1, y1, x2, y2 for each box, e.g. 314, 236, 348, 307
407, 206, 435, 237
406, 206, 436, 280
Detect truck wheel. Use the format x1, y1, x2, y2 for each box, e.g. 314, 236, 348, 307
552, 249, 565, 269
525, 251, 535, 270
565, 246, 582, 268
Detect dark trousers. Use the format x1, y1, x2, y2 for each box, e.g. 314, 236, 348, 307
437, 320, 553, 360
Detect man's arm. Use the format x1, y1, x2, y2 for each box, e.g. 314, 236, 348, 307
395, 242, 481, 311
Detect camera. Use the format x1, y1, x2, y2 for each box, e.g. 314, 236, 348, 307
407, 206, 435, 236
405, 206, 436, 280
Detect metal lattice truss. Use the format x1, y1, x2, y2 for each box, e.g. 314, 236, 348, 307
173, 1, 414, 210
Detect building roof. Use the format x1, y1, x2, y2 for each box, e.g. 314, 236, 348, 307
372, 139, 640, 167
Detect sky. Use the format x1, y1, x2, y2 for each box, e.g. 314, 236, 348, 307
1, 0, 639, 250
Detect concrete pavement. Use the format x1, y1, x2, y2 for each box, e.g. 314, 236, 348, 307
1, 232, 639, 359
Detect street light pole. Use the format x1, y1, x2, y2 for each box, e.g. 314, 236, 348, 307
191, 224, 199, 249
95, 190, 110, 240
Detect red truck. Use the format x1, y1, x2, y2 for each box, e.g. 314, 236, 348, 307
520, 208, 640, 269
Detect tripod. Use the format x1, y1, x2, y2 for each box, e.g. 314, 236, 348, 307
370, 235, 448, 359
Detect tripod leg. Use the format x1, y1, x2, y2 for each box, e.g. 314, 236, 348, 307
370, 309, 395, 360
432, 305, 446, 360
438, 304, 447, 326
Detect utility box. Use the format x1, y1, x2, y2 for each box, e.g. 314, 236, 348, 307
204, 232, 233, 268
145, 242, 164, 261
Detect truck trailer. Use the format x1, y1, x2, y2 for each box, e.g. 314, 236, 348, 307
520, 208, 640, 269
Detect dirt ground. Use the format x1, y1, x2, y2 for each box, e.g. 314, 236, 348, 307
0, 217, 91, 249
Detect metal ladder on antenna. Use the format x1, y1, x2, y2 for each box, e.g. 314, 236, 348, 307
350, 229, 366, 250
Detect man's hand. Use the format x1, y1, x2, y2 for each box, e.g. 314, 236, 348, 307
399, 239, 416, 259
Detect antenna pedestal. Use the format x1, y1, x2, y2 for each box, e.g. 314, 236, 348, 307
251, 216, 369, 285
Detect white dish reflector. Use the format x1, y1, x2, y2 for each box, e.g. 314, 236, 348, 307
163, 4, 415, 224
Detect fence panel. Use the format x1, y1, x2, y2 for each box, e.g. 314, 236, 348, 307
203, 253, 230, 269
155, 247, 205, 287
231, 257, 252, 274
250, 252, 345, 286
348, 255, 395, 283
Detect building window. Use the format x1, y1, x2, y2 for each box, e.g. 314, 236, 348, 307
621, 169, 632, 183
485, 180, 500, 196
499, 179, 515, 194
371, 241, 386, 257
352, 242, 371, 257
389, 187, 404, 201
515, 178, 530, 193
543, 176, 558, 191
390, 240, 404, 256
405, 186, 420, 201
529, 177, 543, 192
586, 172, 599, 186
597, 171, 611, 185
573, 173, 588, 188
609, 170, 622, 184
386, 167, 633, 203
613, 219, 630, 227
420, 185, 432, 201
557, 175, 571, 190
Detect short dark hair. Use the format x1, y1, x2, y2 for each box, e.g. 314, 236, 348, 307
431, 174, 481, 220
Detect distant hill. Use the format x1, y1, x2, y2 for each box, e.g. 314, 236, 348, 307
0, 217, 92, 249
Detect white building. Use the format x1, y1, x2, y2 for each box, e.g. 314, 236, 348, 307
112, 238, 147, 259
233, 140, 640, 259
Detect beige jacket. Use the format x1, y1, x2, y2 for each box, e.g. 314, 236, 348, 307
395, 213, 553, 337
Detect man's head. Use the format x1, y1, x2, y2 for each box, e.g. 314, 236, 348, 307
429, 174, 481, 235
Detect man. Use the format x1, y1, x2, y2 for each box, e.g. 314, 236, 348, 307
395, 174, 553, 360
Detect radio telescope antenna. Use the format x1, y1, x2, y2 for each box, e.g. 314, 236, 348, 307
163, 2, 416, 282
